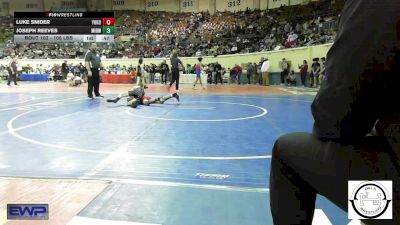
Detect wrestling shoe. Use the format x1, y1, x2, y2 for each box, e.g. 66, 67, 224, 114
88, 95, 94, 100
95, 94, 104, 98
173, 93, 180, 102
107, 97, 120, 103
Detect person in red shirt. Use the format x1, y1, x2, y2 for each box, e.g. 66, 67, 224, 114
234, 64, 242, 85
298, 60, 308, 87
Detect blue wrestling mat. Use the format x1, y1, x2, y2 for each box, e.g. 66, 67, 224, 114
0, 92, 350, 225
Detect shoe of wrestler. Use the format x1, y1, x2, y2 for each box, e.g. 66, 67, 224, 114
95, 94, 104, 98
107, 97, 120, 103
173, 93, 180, 102
88, 96, 94, 100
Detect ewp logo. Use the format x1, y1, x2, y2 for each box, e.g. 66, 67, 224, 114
7, 204, 49, 220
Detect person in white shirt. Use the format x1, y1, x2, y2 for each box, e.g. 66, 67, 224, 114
261, 58, 270, 86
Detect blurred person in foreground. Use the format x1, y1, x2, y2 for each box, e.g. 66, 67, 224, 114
270, 1, 400, 224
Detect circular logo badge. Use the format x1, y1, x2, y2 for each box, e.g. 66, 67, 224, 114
349, 181, 391, 219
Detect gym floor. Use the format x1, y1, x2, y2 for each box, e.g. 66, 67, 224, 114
0, 83, 349, 225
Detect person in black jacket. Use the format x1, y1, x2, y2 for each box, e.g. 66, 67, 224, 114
61, 60, 69, 80
269, 1, 400, 224
160, 60, 169, 85
7, 57, 18, 86
214, 61, 223, 85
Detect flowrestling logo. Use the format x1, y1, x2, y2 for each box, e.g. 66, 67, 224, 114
348, 181, 392, 219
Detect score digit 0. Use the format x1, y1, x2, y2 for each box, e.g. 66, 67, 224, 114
102, 18, 114, 26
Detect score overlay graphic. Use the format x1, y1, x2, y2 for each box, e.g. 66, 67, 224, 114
13, 12, 115, 43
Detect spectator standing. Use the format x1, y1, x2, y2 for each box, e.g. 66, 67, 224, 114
7, 57, 18, 86
61, 60, 69, 80
310, 57, 321, 88
149, 64, 156, 84
234, 64, 242, 85
319, 57, 327, 85
261, 58, 270, 86
246, 63, 254, 85
160, 60, 169, 85
253, 62, 260, 85
299, 60, 308, 87
280, 58, 289, 85
207, 63, 214, 84
229, 67, 235, 83
136, 58, 147, 88
214, 61, 223, 85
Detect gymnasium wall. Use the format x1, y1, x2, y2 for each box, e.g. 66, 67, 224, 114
180, 0, 200, 12
0, 43, 332, 73
145, 0, 180, 12
1, 0, 313, 15
43, 0, 78, 11
110, 0, 145, 10
6, 0, 44, 14
267, 0, 288, 9
215, 0, 255, 12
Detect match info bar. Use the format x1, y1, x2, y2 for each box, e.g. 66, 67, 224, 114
14, 12, 114, 43
13, 35, 114, 43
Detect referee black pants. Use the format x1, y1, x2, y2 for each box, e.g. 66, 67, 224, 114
169, 68, 180, 91
7, 73, 17, 85
215, 72, 222, 84
162, 72, 168, 84
270, 133, 400, 225
87, 68, 100, 97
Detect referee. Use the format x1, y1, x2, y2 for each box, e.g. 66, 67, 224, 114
169, 50, 184, 92
85, 43, 104, 99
